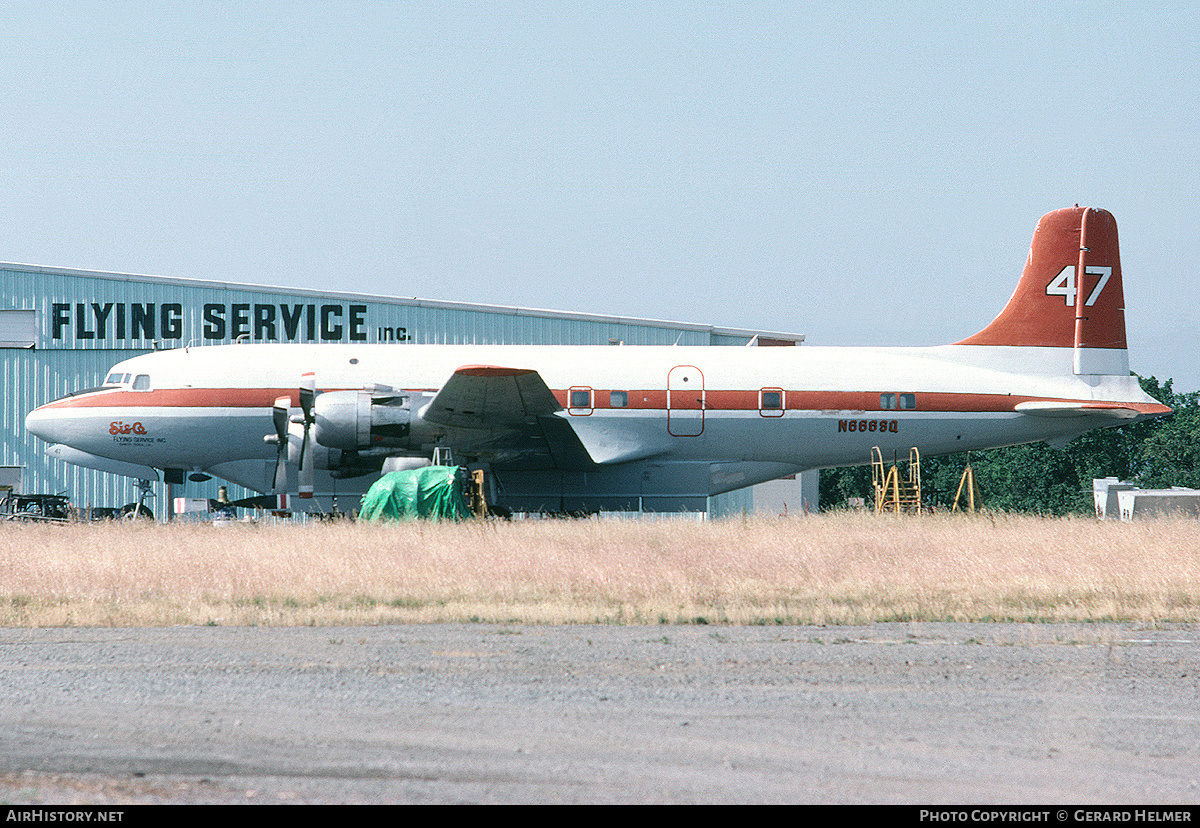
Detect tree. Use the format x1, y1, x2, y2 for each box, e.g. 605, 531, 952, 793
1134, 378, 1200, 488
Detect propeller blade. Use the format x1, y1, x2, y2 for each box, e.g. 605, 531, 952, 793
298, 373, 316, 498
299, 373, 316, 424
270, 395, 291, 492
298, 428, 314, 498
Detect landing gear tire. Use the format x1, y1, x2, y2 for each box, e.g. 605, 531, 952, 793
120, 503, 154, 521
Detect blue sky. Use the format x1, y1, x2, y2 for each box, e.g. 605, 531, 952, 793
3, 1, 1198, 388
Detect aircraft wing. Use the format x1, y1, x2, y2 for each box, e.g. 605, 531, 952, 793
421, 365, 662, 469
419, 365, 593, 469
424, 365, 563, 429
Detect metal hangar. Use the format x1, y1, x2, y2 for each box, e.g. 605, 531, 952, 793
1, 262, 815, 518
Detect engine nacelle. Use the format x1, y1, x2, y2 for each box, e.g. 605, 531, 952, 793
312, 389, 419, 451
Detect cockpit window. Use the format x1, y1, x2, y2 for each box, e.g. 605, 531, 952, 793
132, 374, 151, 391
105, 372, 125, 386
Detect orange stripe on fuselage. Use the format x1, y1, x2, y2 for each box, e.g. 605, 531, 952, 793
37, 386, 1164, 415
553, 389, 1161, 413
39, 387, 295, 409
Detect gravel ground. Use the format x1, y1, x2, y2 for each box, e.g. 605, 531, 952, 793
2, 622, 1199, 804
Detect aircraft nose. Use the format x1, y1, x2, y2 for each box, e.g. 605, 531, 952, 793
25, 399, 89, 447
27, 387, 126, 453
25, 403, 64, 444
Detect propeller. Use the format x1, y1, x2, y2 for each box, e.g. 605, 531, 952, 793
264, 374, 318, 497
264, 395, 292, 493
296, 373, 317, 498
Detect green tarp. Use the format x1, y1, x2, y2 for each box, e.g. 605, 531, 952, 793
359, 466, 472, 522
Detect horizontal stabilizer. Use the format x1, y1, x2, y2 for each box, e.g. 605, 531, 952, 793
1015, 400, 1171, 420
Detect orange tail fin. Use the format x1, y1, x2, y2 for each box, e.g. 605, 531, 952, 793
956, 206, 1127, 374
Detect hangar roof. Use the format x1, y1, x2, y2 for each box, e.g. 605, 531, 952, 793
1, 261, 804, 344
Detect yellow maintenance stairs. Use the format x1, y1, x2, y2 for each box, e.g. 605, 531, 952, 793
870, 446, 980, 514
871, 446, 922, 514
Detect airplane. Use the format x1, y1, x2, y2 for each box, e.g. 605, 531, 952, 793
25, 206, 1171, 514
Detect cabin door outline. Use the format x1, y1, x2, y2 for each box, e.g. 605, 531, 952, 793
667, 365, 705, 436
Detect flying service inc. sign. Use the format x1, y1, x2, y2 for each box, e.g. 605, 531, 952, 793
49, 302, 411, 345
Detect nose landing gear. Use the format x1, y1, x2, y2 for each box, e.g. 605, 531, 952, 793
119, 478, 155, 520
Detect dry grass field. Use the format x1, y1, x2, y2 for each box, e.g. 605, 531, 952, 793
2, 512, 1199, 626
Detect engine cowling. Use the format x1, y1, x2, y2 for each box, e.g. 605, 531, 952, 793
283, 420, 385, 478
313, 390, 418, 451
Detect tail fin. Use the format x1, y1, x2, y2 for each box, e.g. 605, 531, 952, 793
955, 206, 1128, 375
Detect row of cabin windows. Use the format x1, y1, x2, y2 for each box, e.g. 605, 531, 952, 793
568, 390, 916, 410
880, 393, 917, 410
572, 389, 629, 408
106, 372, 152, 390
569, 389, 783, 409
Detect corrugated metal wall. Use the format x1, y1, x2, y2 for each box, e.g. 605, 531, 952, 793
1, 263, 802, 516
2, 348, 147, 509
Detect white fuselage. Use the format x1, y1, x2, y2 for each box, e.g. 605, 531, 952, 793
25, 340, 1161, 510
